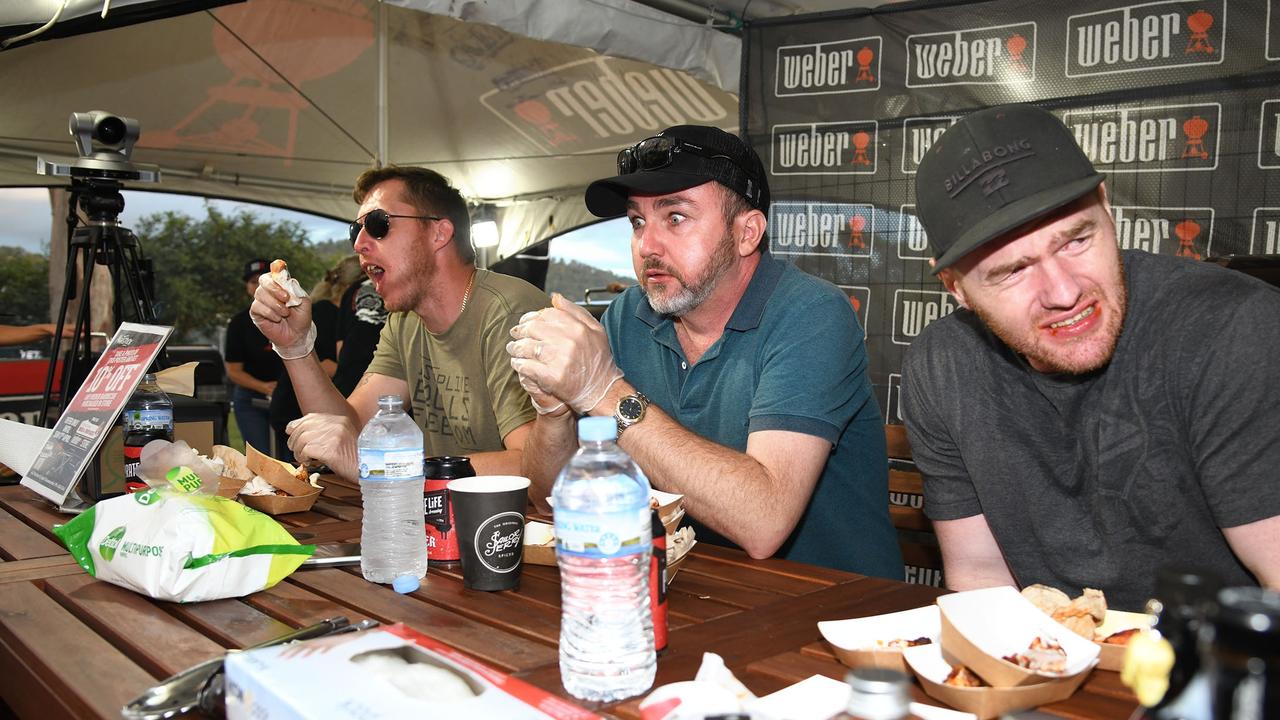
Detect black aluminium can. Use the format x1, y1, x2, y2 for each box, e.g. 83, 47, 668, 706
422, 456, 475, 561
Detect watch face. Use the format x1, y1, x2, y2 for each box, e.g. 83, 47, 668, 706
619, 396, 644, 421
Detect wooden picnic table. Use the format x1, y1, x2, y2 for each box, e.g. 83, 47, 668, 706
0, 480, 1140, 719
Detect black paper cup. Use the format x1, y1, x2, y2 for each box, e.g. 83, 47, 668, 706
447, 475, 531, 591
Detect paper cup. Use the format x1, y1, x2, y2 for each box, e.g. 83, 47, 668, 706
447, 476, 531, 591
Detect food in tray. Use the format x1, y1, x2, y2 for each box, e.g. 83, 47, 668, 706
943, 665, 989, 687
1098, 627, 1140, 645
1021, 584, 1108, 639
875, 637, 933, 649
1002, 635, 1069, 674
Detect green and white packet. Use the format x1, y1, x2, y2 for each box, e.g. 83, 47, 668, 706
53, 487, 315, 602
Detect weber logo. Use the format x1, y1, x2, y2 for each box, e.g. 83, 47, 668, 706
906, 22, 1036, 88
1259, 100, 1280, 169
897, 204, 931, 260
479, 57, 732, 154
771, 121, 878, 175
1064, 103, 1219, 172
1066, 0, 1225, 77
837, 285, 872, 338
1250, 208, 1280, 254
892, 290, 957, 345
886, 373, 903, 423
776, 36, 882, 96
901, 116, 959, 174
1112, 206, 1215, 259
769, 202, 875, 258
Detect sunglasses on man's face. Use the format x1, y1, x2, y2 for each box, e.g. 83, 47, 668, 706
349, 208, 442, 245
616, 136, 762, 207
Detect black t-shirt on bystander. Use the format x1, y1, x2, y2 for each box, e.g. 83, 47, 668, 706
225, 308, 282, 383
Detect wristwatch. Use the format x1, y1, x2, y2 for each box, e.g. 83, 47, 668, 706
614, 390, 648, 437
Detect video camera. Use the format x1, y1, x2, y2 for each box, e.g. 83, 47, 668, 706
36, 110, 160, 183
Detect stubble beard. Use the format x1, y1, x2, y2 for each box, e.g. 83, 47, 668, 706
644, 230, 737, 317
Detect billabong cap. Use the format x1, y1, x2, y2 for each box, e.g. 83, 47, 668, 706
586, 125, 771, 218
916, 104, 1105, 274
243, 258, 270, 281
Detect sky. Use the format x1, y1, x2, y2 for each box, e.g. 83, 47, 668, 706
0, 187, 634, 277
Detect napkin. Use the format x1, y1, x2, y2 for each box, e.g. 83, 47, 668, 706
0, 418, 53, 476
155, 361, 199, 397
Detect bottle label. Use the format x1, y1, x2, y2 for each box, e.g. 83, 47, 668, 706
123, 408, 172, 432
555, 505, 649, 558
358, 448, 424, 480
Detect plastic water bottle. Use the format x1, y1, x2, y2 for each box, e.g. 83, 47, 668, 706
122, 373, 174, 492
357, 395, 427, 590
554, 416, 655, 702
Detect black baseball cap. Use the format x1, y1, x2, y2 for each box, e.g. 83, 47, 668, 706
243, 258, 270, 281
916, 104, 1105, 274
585, 125, 770, 218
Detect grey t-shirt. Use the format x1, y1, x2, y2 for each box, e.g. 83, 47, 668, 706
902, 251, 1280, 610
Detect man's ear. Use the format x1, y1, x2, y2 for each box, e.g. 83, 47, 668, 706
430, 217, 455, 252
1097, 181, 1111, 215
736, 208, 767, 257
937, 267, 969, 309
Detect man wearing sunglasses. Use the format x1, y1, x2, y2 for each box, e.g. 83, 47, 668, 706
506, 126, 901, 578
251, 166, 548, 479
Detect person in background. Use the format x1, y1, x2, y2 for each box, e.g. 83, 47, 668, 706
250, 166, 548, 478
225, 259, 283, 454
902, 103, 1280, 610
268, 255, 362, 462
331, 272, 387, 398
506, 125, 901, 578
0, 323, 73, 346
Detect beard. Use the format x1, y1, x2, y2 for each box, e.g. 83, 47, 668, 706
643, 230, 736, 317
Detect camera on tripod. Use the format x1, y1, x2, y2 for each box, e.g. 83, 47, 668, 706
37, 110, 160, 183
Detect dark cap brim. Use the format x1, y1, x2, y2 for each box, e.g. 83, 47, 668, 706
931, 173, 1106, 275
585, 170, 717, 218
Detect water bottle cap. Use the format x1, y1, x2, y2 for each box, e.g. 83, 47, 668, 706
578, 416, 617, 442
392, 574, 420, 594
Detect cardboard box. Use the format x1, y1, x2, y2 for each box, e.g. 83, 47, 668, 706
818, 604, 939, 674
1094, 609, 1154, 671
937, 586, 1099, 687
904, 643, 1094, 720
225, 623, 601, 720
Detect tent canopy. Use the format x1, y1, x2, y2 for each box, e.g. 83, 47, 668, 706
0, 0, 751, 259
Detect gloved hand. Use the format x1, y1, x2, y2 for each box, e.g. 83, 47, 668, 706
506, 293, 624, 415
285, 413, 360, 480
251, 268, 316, 360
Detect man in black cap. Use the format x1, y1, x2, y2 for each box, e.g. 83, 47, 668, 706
904, 103, 1280, 609
225, 259, 282, 454
506, 126, 901, 578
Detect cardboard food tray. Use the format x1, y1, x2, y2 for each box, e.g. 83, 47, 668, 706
937, 586, 1100, 688
904, 643, 1095, 720
1094, 609, 1154, 671
238, 443, 323, 514
522, 520, 693, 579
818, 605, 939, 674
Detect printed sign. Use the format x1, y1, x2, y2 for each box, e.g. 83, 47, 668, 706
901, 116, 959, 174
1066, 0, 1226, 77
771, 121, 879, 175
1112, 205, 1215, 259
837, 285, 872, 338
892, 290, 958, 346
896, 205, 932, 260
1260, 99, 1280, 169
906, 22, 1037, 87
1063, 103, 1220, 172
775, 36, 882, 96
22, 323, 172, 506
886, 373, 904, 424
1250, 208, 1280, 254
769, 201, 875, 257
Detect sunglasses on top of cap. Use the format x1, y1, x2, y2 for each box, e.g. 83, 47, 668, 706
617, 136, 761, 207
349, 208, 442, 245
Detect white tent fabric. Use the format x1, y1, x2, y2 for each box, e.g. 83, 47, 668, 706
0, 0, 740, 260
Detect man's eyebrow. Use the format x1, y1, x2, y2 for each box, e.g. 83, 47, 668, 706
983, 255, 1033, 283
625, 193, 699, 212
1055, 218, 1096, 241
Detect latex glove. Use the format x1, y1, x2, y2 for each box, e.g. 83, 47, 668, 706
285, 413, 359, 480
251, 269, 316, 360
506, 293, 623, 414
516, 369, 567, 416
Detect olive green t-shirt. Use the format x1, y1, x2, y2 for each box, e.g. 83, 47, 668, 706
364, 270, 547, 455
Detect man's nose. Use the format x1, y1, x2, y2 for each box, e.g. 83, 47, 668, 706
634, 223, 663, 258
1037, 256, 1084, 309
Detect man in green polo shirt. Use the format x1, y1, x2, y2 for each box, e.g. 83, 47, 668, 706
507, 125, 900, 578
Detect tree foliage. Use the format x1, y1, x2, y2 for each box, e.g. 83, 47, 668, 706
135, 205, 341, 342
545, 258, 633, 302
0, 246, 51, 325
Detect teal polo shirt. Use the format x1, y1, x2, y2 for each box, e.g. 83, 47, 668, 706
601, 252, 902, 579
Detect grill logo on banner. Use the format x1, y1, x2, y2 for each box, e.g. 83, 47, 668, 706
1250, 208, 1280, 254
1260, 100, 1280, 169
1112, 206, 1215, 258
901, 116, 959, 174
1066, 0, 1225, 77
776, 37, 883, 96
893, 290, 957, 345
898, 205, 931, 260
906, 22, 1037, 87
771, 121, 878, 175
837, 286, 872, 338
1063, 103, 1220, 172
478, 57, 733, 154
769, 202, 875, 257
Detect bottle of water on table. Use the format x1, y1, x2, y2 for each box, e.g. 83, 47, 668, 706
357, 394, 427, 591
554, 416, 655, 702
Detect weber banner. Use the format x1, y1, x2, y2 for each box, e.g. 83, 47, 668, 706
745, 0, 1280, 422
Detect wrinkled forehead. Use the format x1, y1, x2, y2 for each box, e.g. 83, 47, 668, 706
952, 190, 1109, 274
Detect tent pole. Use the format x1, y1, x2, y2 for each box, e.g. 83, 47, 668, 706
377, 0, 388, 169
